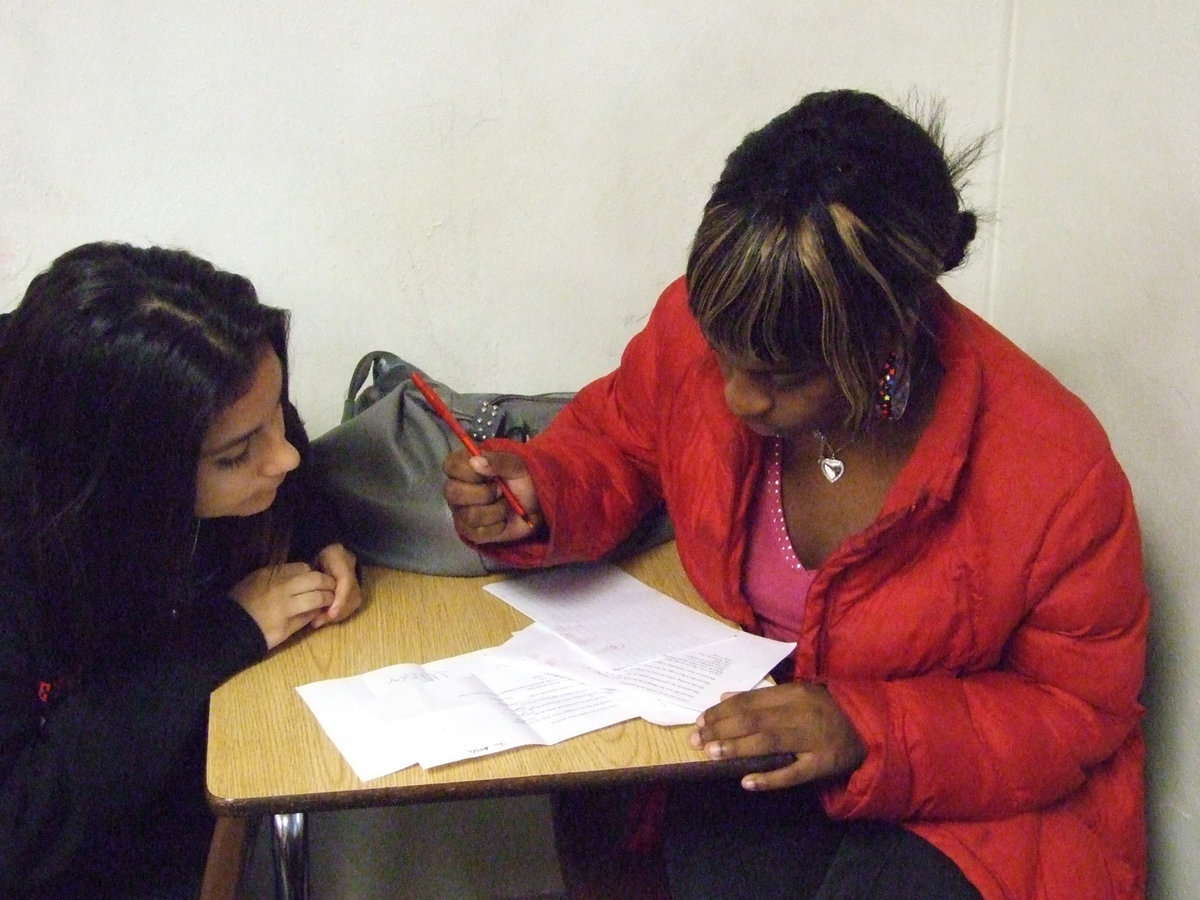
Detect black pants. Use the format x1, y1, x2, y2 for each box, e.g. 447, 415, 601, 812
663, 779, 983, 900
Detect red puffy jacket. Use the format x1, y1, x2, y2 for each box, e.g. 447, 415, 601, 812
484, 278, 1148, 899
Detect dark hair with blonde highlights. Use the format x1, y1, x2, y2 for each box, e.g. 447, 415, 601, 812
687, 89, 982, 431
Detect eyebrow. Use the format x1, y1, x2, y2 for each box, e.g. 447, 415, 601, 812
717, 351, 805, 375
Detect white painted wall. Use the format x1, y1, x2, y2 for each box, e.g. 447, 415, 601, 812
0, 1, 1007, 434
991, 5, 1200, 897
3, 2, 1196, 896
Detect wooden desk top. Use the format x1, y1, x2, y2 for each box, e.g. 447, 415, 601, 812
207, 541, 754, 815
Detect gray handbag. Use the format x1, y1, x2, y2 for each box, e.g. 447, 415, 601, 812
310, 351, 671, 575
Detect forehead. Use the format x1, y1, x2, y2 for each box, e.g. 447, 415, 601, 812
200, 349, 282, 455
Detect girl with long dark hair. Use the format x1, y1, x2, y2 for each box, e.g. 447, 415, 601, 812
0, 242, 361, 898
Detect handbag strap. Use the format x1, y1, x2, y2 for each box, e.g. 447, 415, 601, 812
342, 350, 403, 422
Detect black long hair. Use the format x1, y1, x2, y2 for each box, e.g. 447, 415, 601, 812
0, 242, 294, 668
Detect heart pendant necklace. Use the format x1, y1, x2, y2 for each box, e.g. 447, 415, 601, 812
813, 429, 856, 483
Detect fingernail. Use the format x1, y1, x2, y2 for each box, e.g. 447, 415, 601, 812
689, 732, 702, 749
706, 743, 723, 760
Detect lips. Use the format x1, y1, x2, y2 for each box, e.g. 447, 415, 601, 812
244, 480, 284, 514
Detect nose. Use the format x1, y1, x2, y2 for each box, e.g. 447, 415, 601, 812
262, 429, 301, 477
723, 369, 773, 421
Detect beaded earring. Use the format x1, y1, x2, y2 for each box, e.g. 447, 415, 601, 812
876, 350, 910, 421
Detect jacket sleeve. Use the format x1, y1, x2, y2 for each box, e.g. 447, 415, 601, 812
478, 281, 692, 567
0, 574, 266, 892
819, 452, 1148, 822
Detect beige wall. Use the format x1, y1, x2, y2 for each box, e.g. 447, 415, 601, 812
4, 2, 1196, 895
0, 1, 1009, 433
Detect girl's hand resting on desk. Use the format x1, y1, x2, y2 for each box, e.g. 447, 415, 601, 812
442, 449, 542, 544
230, 562, 336, 650
690, 682, 867, 791
309, 542, 362, 628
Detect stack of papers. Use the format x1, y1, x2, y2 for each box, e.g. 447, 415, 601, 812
297, 564, 793, 781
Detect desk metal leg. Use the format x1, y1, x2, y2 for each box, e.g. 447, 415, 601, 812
271, 812, 309, 900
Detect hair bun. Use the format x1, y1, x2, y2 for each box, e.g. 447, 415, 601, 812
943, 211, 977, 270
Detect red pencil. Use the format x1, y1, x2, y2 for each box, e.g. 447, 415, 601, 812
410, 371, 534, 527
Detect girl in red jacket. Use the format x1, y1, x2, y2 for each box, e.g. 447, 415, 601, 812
444, 91, 1148, 899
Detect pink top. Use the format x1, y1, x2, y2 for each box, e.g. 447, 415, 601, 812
742, 438, 816, 643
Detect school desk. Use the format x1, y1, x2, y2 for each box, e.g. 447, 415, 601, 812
206, 540, 767, 900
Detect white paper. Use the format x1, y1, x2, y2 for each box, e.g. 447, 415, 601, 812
297, 653, 644, 781
483, 564, 737, 668
296, 564, 795, 781
491, 624, 793, 713
427, 652, 638, 745
296, 666, 427, 780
